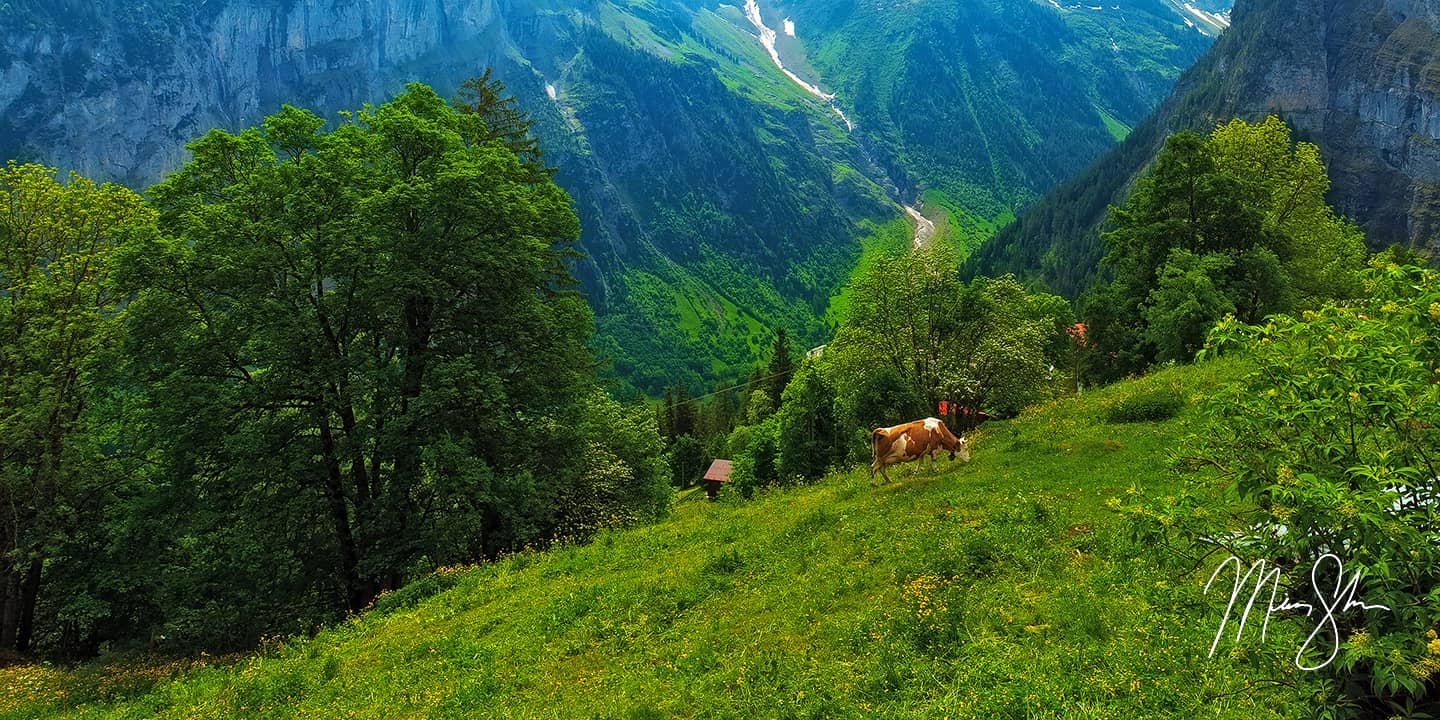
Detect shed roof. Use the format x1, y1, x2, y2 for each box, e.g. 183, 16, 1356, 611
702, 459, 733, 483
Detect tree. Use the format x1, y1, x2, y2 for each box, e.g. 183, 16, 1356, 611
827, 248, 952, 412
453, 68, 547, 180
765, 328, 795, 408
775, 360, 845, 482
1083, 116, 1366, 380
115, 82, 650, 648
1141, 249, 1236, 364
672, 381, 698, 439
665, 434, 708, 488
938, 275, 1054, 417
731, 418, 779, 499
745, 388, 775, 425
0, 164, 153, 653
829, 243, 1057, 425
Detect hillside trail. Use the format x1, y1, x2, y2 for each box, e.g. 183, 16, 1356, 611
742, 0, 933, 250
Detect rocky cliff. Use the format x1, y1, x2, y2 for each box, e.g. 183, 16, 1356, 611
969, 0, 1440, 294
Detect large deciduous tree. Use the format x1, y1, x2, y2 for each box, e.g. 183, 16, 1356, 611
118, 82, 666, 646
828, 243, 1064, 424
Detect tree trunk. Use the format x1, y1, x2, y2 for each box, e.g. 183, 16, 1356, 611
14, 556, 41, 652
337, 402, 370, 508
317, 413, 368, 612
0, 564, 17, 650
391, 294, 433, 515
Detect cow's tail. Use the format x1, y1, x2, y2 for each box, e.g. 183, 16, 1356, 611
869, 429, 886, 478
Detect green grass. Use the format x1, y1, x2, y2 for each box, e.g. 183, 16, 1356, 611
1, 360, 1316, 719
1096, 107, 1133, 142
823, 215, 910, 326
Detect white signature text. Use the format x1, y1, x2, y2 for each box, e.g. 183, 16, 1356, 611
1204, 553, 1391, 670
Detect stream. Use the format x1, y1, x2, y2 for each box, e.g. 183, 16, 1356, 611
741, 0, 932, 248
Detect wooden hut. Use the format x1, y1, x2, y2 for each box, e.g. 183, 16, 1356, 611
701, 459, 732, 501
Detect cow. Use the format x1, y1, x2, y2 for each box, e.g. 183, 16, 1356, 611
869, 417, 970, 485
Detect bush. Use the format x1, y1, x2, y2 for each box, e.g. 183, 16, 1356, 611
1104, 389, 1185, 423
1122, 262, 1440, 717
372, 572, 460, 616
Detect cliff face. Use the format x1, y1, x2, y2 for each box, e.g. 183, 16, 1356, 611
0, 0, 519, 184
970, 0, 1440, 294
1219, 0, 1440, 249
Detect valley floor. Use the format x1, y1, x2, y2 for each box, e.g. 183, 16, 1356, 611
1, 361, 1317, 719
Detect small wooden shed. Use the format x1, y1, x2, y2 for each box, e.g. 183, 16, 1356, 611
701, 459, 733, 501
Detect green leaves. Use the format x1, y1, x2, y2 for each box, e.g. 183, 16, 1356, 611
24, 80, 672, 654
0, 163, 155, 654
1135, 260, 1440, 715
1083, 117, 1366, 382
828, 244, 1064, 422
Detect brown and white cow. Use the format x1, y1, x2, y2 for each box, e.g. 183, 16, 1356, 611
869, 417, 970, 485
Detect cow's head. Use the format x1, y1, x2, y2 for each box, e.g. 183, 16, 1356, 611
951, 436, 971, 463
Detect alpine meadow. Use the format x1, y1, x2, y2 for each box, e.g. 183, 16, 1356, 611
4, 0, 1440, 718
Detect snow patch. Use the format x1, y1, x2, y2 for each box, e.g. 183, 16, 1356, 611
743, 0, 832, 101
545, 83, 557, 101
742, 0, 853, 132
1181, 2, 1230, 29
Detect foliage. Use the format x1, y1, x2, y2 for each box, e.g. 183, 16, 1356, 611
1121, 261, 1440, 717
8, 83, 670, 658
0, 163, 154, 656
665, 434, 709, 489
1081, 117, 1366, 383
774, 359, 846, 483
730, 418, 779, 499
764, 328, 796, 410
828, 243, 1065, 425
2, 360, 1325, 719
1105, 389, 1186, 424
122, 82, 604, 636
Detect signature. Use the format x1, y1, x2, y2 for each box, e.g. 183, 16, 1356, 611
1204, 553, 1391, 670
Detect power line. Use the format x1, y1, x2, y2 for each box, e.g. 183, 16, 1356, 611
660, 366, 795, 407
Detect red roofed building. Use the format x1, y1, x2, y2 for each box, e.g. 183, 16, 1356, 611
702, 459, 732, 501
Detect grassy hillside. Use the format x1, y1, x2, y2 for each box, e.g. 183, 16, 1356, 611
1, 360, 1317, 719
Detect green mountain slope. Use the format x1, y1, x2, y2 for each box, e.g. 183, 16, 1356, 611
773, 0, 1223, 247
0, 0, 1229, 394
1, 360, 1315, 719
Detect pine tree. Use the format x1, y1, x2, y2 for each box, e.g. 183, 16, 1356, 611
766, 328, 795, 409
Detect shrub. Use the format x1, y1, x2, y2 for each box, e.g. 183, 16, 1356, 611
1105, 388, 1185, 423
372, 572, 460, 616
1122, 262, 1440, 717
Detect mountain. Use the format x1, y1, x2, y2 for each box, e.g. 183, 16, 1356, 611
0, 0, 1228, 393
967, 0, 1440, 297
